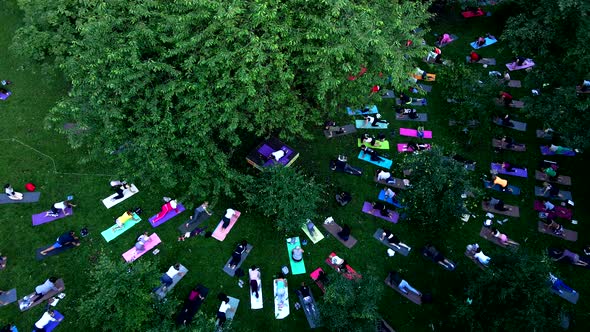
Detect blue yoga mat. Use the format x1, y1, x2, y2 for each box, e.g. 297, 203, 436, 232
470, 37, 497, 49
483, 181, 520, 195
355, 120, 388, 129
378, 190, 404, 208
357, 151, 392, 169
347, 105, 378, 116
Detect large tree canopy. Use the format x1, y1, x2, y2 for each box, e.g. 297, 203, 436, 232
14, 0, 431, 196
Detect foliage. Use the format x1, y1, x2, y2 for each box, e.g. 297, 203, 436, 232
398, 146, 478, 231
451, 252, 561, 331
13, 0, 432, 198
243, 165, 324, 234
319, 273, 383, 332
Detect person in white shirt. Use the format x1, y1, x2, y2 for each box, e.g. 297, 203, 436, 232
34, 309, 62, 331
4, 184, 23, 200
45, 200, 76, 217
221, 208, 236, 229
160, 264, 185, 291
473, 247, 491, 265
271, 149, 285, 161
216, 295, 232, 326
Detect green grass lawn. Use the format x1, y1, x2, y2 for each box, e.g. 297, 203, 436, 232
2, 2, 590, 331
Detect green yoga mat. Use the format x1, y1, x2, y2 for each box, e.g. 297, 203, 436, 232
286, 237, 306, 275
357, 139, 390, 150
301, 222, 324, 244
101, 213, 142, 242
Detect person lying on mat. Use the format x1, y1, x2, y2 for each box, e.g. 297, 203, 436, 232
490, 228, 519, 246
4, 184, 23, 201
423, 244, 454, 269
135, 232, 151, 251
541, 182, 562, 199
112, 210, 138, 231
396, 107, 419, 119
31, 277, 61, 303
186, 201, 212, 228
109, 180, 135, 201
275, 278, 288, 308
40, 231, 80, 256
159, 263, 185, 291
541, 163, 558, 180
221, 208, 237, 229
500, 162, 517, 173
249, 266, 261, 298
498, 91, 513, 107
216, 294, 231, 327
360, 133, 382, 147
483, 197, 511, 211
500, 136, 516, 149
426, 47, 441, 63
406, 141, 429, 152
475, 36, 486, 47
550, 249, 588, 266
299, 282, 315, 311
152, 199, 179, 223
360, 145, 384, 162
324, 121, 346, 137
337, 224, 352, 241
388, 271, 421, 296
549, 273, 576, 294
437, 33, 453, 46
376, 169, 396, 184
468, 244, 491, 265
380, 229, 411, 251
499, 114, 514, 126
542, 199, 556, 211
292, 246, 305, 262
228, 240, 249, 269
512, 56, 527, 67
330, 255, 348, 273
371, 202, 394, 218
542, 216, 565, 237
399, 92, 412, 105
335, 191, 352, 206
383, 188, 398, 203
331, 157, 363, 176
45, 200, 76, 217
547, 144, 577, 155
489, 175, 512, 193
363, 114, 388, 127
34, 309, 63, 332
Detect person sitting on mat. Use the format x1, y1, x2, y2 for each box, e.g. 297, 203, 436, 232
34, 309, 63, 332
331, 156, 363, 176
483, 196, 511, 212
498, 91, 513, 107
541, 182, 562, 199
490, 228, 519, 246
299, 282, 315, 312
159, 263, 185, 291
426, 47, 441, 63
383, 187, 398, 202
399, 92, 412, 105
40, 231, 80, 256
337, 224, 352, 241
360, 145, 384, 162
380, 229, 411, 251
489, 175, 512, 193
512, 56, 526, 67
475, 36, 486, 47
228, 240, 249, 269
549, 273, 576, 294
4, 184, 23, 201
330, 255, 347, 273
248, 265, 261, 298
413, 66, 427, 80
542, 215, 566, 237
542, 199, 555, 211
376, 169, 396, 184
388, 271, 421, 296
335, 191, 352, 206
423, 244, 455, 269
501, 136, 515, 149
109, 180, 135, 201
437, 33, 453, 46
135, 232, 151, 251
221, 208, 236, 229
500, 162, 516, 173
371, 202, 394, 218
541, 163, 558, 181
396, 107, 419, 119
500, 114, 514, 127
578, 80, 590, 92
360, 133, 382, 147
369, 85, 381, 97
550, 249, 588, 266
185, 201, 212, 228
416, 126, 425, 138
216, 294, 231, 327
468, 50, 481, 63
45, 200, 76, 217
291, 246, 305, 262
112, 210, 138, 231
30, 277, 61, 303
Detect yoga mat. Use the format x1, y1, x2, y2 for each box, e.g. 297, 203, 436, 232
449, 119, 479, 126
362, 201, 399, 223
478, 58, 496, 65
493, 118, 527, 131
381, 90, 395, 99
301, 222, 325, 244
154, 265, 188, 300
102, 213, 142, 242
223, 296, 240, 321
32, 208, 73, 226
0, 192, 40, 204
18, 279, 64, 312
399, 128, 432, 139
211, 210, 241, 241
534, 187, 572, 201
491, 139, 525, 152
461, 9, 484, 18
384, 276, 421, 305
395, 113, 428, 121
347, 105, 378, 116
420, 247, 456, 271
470, 37, 497, 49
325, 252, 361, 280
396, 99, 427, 106
35, 243, 78, 261
373, 229, 410, 256
323, 124, 357, 138
102, 184, 139, 209
540, 146, 576, 156
248, 277, 263, 309
0, 289, 17, 306
177, 212, 211, 234
122, 233, 162, 262
44, 310, 64, 332
507, 80, 522, 88
310, 268, 327, 293
375, 176, 409, 190
481, 201, 520, 217
286, 237, 306, 275
483, 181, 520, 195
412, 73, 436, 81
465, 251, 487, 270
435, 34, 459, 48
322, 223, 357, 249
491, 163, 528, 178
357, 139, 390, 150
296, 289, 321, 328
534, 170, 571, 186
536, 129, 553, 139
149, 203, 186, 228
506, 59, 535, 71
0, 91, 11, 100
397, 143, 431, 153
378, 190, 403, 208
355, 120, 388, 129
534, 200, 572, 220
273, 279, 290, 319
222, 244, 253, 277
357, 151, 392, 169
479, 226, 518, 250
550, 287, 579, 304
537, 222, 577, 241
417, 83, 433, 92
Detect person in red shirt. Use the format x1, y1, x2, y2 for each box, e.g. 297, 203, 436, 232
469, 51, 481, 63
369, 85, 381, 97
498, 91, 513, 107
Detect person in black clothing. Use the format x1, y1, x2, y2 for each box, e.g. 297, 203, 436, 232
298, 282, 315, 312
330, 157, 362, 176
40, 231, 80, 256
337, 224, 351, 241
335, 191, 352, 206
423, 244, 455, 269
360, 145, 384, 162
228, 240, 249, 269
371, 202, 393, 218
483, 197, 510, 212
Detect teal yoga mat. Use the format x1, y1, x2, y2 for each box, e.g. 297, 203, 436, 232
286, 237, 306, 275
101, 213, 142, 242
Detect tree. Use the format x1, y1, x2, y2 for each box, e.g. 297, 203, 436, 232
451, 252, 562, 331
13, 0, 432, 198
397, 147, 478, 231
77, 253, 178, 332
319, 273, 383, 332
243, 165, 325, 234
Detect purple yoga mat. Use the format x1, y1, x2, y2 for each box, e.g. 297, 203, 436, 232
399, 128, 432, 139
32, 208, 73, 226
397, 144, 431, 153
505, 60, 535, 71
490, 163, 528, 178
149, 203, 185, 228
258, 144, 274, 157
0, 91, 11, 100
362, 201, 398, 223
540, 146, 576, 157
45, 310, 64, 332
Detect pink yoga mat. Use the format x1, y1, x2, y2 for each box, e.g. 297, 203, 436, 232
397, 144, 431, 153
32, 208, 73, 226
361, 201, 398, 223
211, 210, 242, 241
122, 233, 162, 262
533, 200, 572, 220
149, 203, 186, 228
505, 60, 535, 71
399, 128, 432, 139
